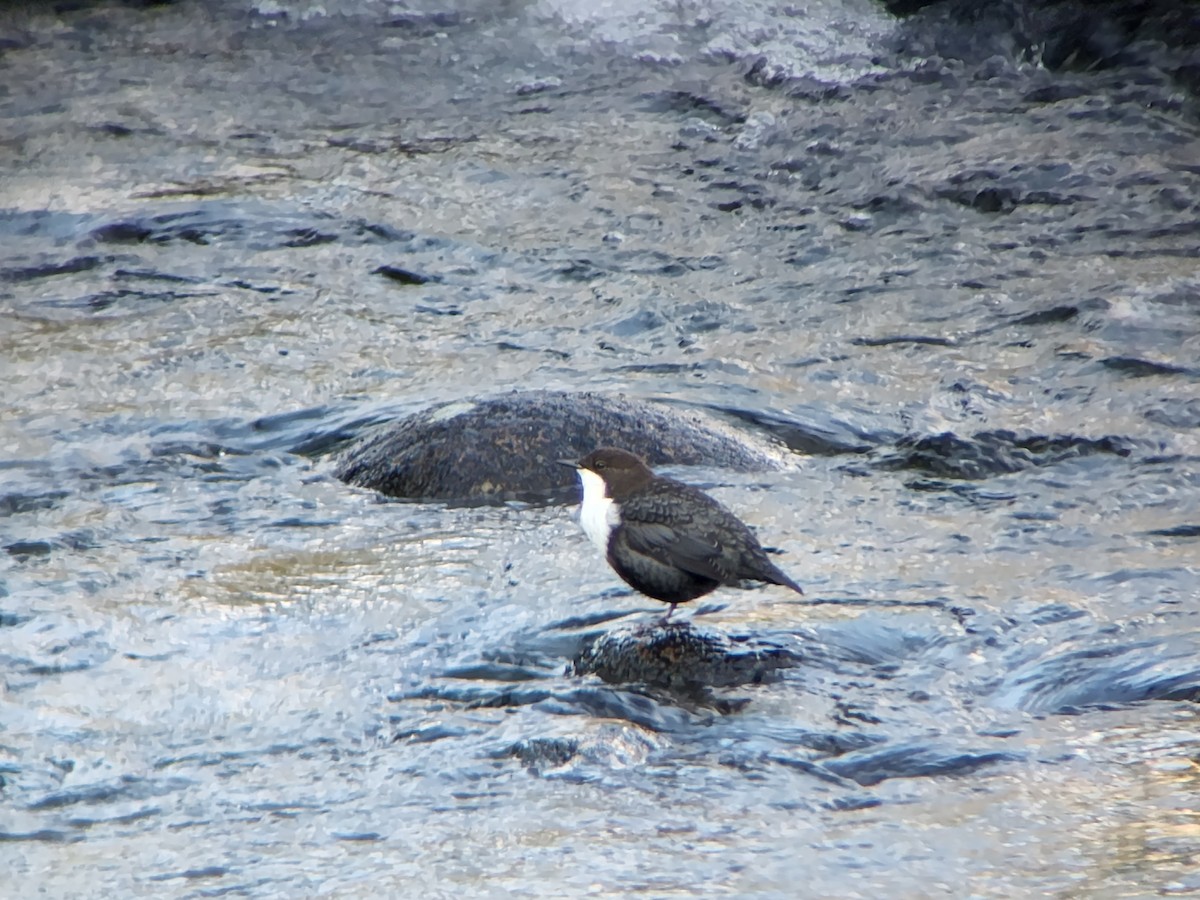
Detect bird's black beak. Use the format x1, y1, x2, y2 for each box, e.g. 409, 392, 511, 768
556, 458, 580, 470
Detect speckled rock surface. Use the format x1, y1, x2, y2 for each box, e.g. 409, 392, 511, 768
333, 390, 786, 502
574, 620, 801, 689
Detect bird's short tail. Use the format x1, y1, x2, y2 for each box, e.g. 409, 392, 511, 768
779, 574, 805, 596
768, 566, 804, 596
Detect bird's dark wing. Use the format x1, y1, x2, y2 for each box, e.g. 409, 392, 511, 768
615, 480, 748, 583
619, 520, 732, 582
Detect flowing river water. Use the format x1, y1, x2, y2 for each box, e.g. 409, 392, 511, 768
2, 0, 1199, 896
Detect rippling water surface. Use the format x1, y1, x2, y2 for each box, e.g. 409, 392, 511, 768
2, 0, 1199, 896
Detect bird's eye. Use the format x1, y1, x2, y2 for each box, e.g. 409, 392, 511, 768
594, 460, 606, 470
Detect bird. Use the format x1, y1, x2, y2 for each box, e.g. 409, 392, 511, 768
561, 447, 803, 620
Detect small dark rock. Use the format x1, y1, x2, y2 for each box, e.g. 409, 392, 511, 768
92, 122, 135, 137
373, 265, 438, 285
91, 222, 152, 243
1023, 84, 1091, 104
878, 429, 1141, 480
1011, 305, 1079, 326
1145, 524, 1200, 538
574, 621, 800, 690
506, 737, 580, 768
383, 11, 464, 33
6, 540, 54, 559
1101, 356, 1198, 378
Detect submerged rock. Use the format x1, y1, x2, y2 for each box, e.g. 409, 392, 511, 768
574, 620, 801, 690
502, 724, 664, 774
333, 390, 786, 503
876, 429, 1146, 479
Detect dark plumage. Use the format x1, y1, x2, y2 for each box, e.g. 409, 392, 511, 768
565, 447, 803, 619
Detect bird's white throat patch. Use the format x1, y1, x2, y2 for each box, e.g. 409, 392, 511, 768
578, 468, 619, 553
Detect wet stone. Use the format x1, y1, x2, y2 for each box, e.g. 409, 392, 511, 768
5, 540, 54, 559
574, 620, 801, 690
505, 736, 580, 768
878, 429, 1145, 479
1101, 356, 1200, 379
333, 390, 786, 503
1146, 524, 1200, 538
89, 221, 153, 243
373, 264, 438, 285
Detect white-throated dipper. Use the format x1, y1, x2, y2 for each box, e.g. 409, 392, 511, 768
562, 447, 803, 620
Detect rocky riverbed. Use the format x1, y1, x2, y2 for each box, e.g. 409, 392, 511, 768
2, 0, 1199, 896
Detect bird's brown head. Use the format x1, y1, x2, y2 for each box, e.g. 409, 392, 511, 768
576, 447, 655, 498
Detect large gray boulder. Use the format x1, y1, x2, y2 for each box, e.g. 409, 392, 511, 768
333, 390, 786, 503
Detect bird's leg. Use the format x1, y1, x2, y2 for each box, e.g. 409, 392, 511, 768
660, 603, 677, 624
